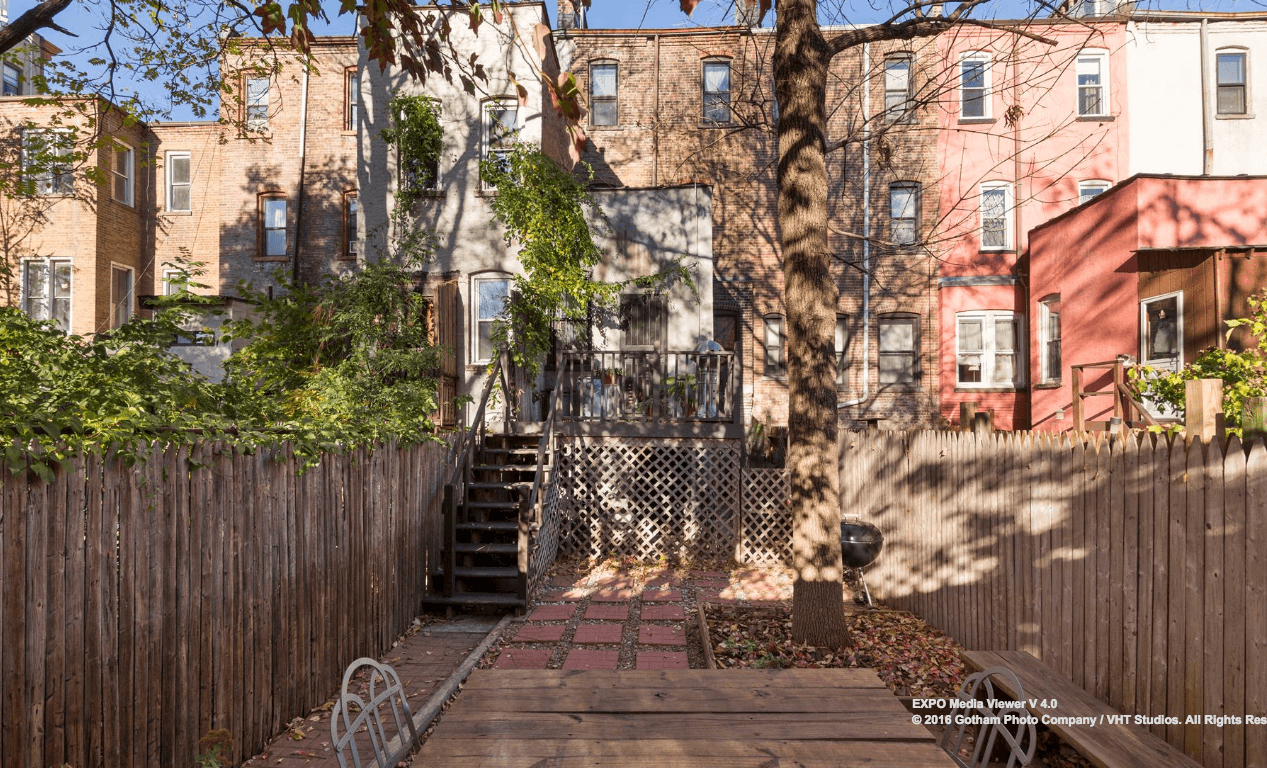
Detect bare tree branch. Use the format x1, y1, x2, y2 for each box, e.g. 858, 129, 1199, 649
0, 0, 77, 57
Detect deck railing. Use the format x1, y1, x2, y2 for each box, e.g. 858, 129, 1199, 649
556, 350, 737, 423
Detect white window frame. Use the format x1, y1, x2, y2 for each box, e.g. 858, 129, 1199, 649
111, 141, 134, 206
481, 100, 518, 191
1140, 291, 1184, 371
884, 54, 914, 123
260, 194, 287, 258
979, 182, 1013, 251
959, 52, 991, 120
22, 128, 72, 196
472, 273, 511, 364
166, 151, 191, 212
1078, 179, 1111, 206
589, 60, 618, 127
1215, 48, 1249, 116
956, 310, 1023, 388
702, 58, 732, 124
20, 256, 72, 333
3, 63, 21, 96
878, 313, 920, 386
763, 313, 786, 378
110, 264, 135, 329
835, 314, 850, 390
245, 76, 269, 131
1038, 297, 1061, 384
889, 182, 920, 246
344, 191, 359, 259
1076, 49, 1109, 118
162, 268, 183, 296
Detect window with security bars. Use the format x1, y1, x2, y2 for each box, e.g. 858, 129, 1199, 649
245, 77, 269, 130
980, 183, 1011, 250
22, 129, 72, 196
890, 183, 919, 246
1077, 51, 1107, 117
884, 56, 913, 122
956, 311, 1021, 387
702, 60, 731, 124
22, 258, 71, 333
1217, 51, 1247, 115
167, 152, 191, 211
621, 294, 666, 351
960, 55, 989, 118
879, 314, 918, 385
590, 62, 618, 126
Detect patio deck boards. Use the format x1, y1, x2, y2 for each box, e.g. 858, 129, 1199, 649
413, 669, 958, 767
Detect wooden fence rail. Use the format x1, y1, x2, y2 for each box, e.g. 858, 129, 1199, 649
845, 429, 1267, 768
0, 439, 452, 768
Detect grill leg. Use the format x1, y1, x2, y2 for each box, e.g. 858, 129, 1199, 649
850, 568, 875, 609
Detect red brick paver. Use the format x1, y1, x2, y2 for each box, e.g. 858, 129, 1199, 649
639, 624, 686, 646
527, 604, 576, 621
636, 651, 689, 670
563, 649, 620, 669
540, 588, 587, 602
584, 604, 630, 620
641, 588, 681, 602
572, 623, 623, 644
512, 623, 567, 643
493, 647, 551, 669
590, 588, 635, 601
640, 604, 685, 620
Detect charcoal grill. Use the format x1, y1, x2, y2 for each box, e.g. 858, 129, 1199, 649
840, 517, 884, 608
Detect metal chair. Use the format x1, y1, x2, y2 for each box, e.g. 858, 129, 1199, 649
939, 666, 1037, 768
330, 658, 420, 768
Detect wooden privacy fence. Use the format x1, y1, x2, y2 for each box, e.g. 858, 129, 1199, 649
0, 439, 452, 768
844, 429, 1267, 768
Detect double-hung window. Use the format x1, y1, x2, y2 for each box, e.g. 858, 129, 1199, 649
343, 192, 359, 260
112, 142, 133, 206
702, 59, 731, 124
22, 129, 72, 196
3, 64, 20, 96
111, 265, 135, 329
1076, 50, 1108, 117
482, 102, 518, 190
835, 314, 850, 389
1217, 50, 1248, 116
1039, 297, 1061, 384
878, 314, 919, 385
889, 182, 919, 246
1078, 179, 1111, 206
884, 55, 913, 123
166, 151, 191, 211
22, 257, 71, 332
473, 274, 511, 363
259, 194, 287, 258
960, 53, 990, 119
979, 182, 1012, 251
345, 68, 359, 131
162, 268, 183, 296
590, 61, 618, 126
245, 77, 269, 130
956, 311, 1021, 387
764, 314, 785, 377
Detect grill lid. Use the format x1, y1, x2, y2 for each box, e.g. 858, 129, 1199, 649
840, 518, 883, 544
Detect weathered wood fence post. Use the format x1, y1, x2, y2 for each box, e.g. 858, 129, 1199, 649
1185, 379, 1224, 442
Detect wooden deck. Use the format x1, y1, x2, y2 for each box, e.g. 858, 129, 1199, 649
413, 669, 958, 767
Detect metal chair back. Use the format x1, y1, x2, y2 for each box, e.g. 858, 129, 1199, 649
939, 666, 1037, 768
330, 658, 420, 768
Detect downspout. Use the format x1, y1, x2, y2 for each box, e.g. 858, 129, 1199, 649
653, 34, 660, 187
292, 61, 311, 285
1200, 17, 1213, 175
839, 41, 872, 409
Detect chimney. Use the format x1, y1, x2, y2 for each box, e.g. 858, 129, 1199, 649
735, 0, 760, 27
558, 0, 586, 29
929, 3, 944, 17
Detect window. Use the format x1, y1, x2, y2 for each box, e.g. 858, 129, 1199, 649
979, 182, 1012, 251
22, 129, 72, 196
957, 311, 1021, 387
960, 53, 990, 119
1039, 297, 1061, 384
111, 265, 134, 329
1071, 0, 1115, 17
884, 55, 913, 122
890, 182, 919, 246
473, 275, 510, 362
1078, 180, 1110, 206
3, 64, 20, 96
590, 61, 618, 126
835, 314, 850, 389
343, 192, 358, 260
1076, 50, 1108, 117
620, 294, 667, 351
162, 268, 182, 296
878, 314, 919, 385
245, 77, 269, 130
166, 151, 191, 211
702, 59, 731, 124
1140, 292, 1183, 371
111, 142, 133, 206
1217, 50, 1247, 116
482, 101, 518, 190
21, 258, 71, 332
399, 104, 441, 194
764, 314, 785, 377
345, 68, 359, 132
259, 195, 287, 258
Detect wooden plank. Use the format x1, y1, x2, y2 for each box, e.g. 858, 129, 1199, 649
1058, 435, 1075, 679
1072, 438, 1087, 689
23, 473, 49, 768
1151, 435, 1171, 739
1223, 436, 1246, 768
1108, 438, 1125, 710
102, 450, 124, 768
1182, 439, 1205, 761
211, 444, 232, 739
1122, 436, 1140, 718
44, 466, 68, 768
1202, 438, 1225, 768
82, 452, 105, 768
149, 446, 168, 768
1245, 440, 1267, 768
1094, 437, 1110, 702
1136, 436, 1155, 725
228, 449, 247, 765
1167, 437, 1186, 748
1, 473, 26, 768
63, 457, 87, 768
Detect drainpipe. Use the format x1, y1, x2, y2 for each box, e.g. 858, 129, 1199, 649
1200, 17, 1213, 175
653, 34, 660, 187
839, 41, 872, 410
292, 61, 311, 285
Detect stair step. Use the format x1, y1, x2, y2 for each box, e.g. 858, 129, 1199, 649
453, 566, 519, 578
457, 521, 519, 532
455, 542, 519, 554
464, 500, 521, 510
421, 592, 525, 607
473, 464, 538, 473
468, 481, 532, 492
482, 447, 541, 457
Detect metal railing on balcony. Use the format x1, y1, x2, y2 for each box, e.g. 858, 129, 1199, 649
556, 350, 737, 424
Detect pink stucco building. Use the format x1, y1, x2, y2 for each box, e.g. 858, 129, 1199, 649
1027, 174, 1267, 431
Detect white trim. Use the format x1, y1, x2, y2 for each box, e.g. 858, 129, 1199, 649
1076, 49, 1110, 118
1140, 291, 1184, 370
109, 262, 136, 330
471, 272, 511, 364
955, 310, 1024, 388
161, 267, 182, 296
165, 151, 191, 212
959, 51, 991, 120
1038, 297, 1061, 384
979, 181, 1013, 251
481, 99, 519, 191
1077, 179, 1111, 206
19, 256, 73, 334
111, 140, 134, 206
1214, 46, 1250, 116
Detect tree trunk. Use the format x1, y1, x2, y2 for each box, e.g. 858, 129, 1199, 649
774, 0, 848, 648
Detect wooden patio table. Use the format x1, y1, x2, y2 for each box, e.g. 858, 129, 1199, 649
412, 668, 959, 767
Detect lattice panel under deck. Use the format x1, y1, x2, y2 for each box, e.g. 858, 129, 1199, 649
741, 468, 792, 565
528, 468, 562, 600
557, 439, 741, 561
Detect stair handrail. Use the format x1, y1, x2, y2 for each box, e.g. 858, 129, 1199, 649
448, 349, 507, 490
524, 355, 569, 528
1071, 359, 1166, 431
